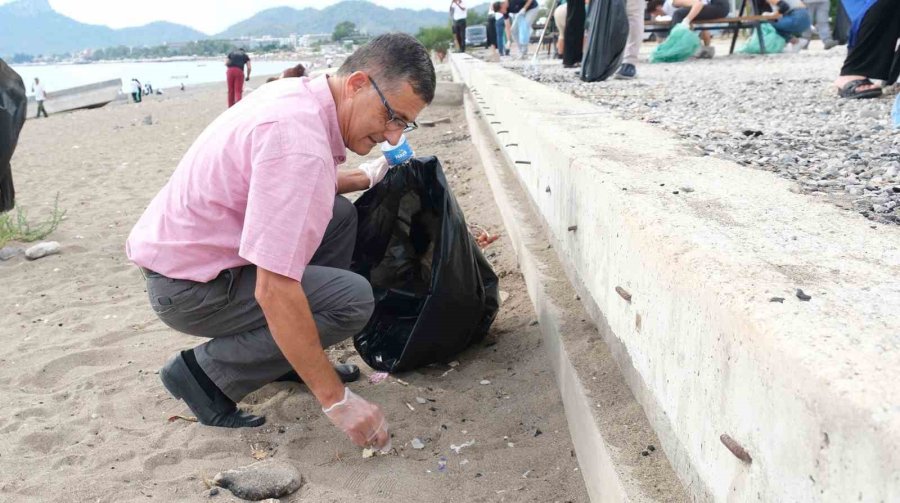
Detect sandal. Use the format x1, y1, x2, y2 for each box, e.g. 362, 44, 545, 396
838, 78, 883, 99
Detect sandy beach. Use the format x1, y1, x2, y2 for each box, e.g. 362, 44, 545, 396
0, 69, 590, 502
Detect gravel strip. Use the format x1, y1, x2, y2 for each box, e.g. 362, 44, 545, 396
500, 45, 900, 224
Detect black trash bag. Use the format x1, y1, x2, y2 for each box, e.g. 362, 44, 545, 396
351, 156, 500, 373
580, 0, 629, 82
0, 58, 26, 213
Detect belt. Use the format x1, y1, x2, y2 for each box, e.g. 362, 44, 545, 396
138, 266, 161, 279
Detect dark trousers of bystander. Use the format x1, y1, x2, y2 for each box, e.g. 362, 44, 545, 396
840, 0, 900, 85
563, 0, 586, 66
454, 19, 467, 52
35, 100, 48, 118
226, 66, 245, 107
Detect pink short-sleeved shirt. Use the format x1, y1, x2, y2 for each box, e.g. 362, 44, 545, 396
126, 75, 347, 283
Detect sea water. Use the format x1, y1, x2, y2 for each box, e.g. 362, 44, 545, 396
11, 59, 303, 95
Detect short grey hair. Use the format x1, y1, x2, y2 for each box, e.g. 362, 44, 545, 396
337, 33, 436, 104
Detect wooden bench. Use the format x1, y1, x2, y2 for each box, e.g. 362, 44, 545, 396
645, 0, 783, 55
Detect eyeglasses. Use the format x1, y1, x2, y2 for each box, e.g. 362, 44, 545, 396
368, 76, 418, 133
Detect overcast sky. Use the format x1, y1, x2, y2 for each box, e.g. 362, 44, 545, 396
2, 0, 458, 34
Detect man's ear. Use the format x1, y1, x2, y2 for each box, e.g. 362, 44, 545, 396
346, 71, 369, 96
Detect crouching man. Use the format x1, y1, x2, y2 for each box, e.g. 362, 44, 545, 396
126, 34, 434, 452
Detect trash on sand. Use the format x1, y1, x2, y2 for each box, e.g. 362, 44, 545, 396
421, 117, 452, 127
441, 368, 455, 377
415, 396, 428, 404
395, 378, 410, 386
796, 289, 812, 301
448, 361, 460, 368
522, 470, 531, 478
368, 372, 389, 384
411, 438, 425, 450
460, 459, 469, 465
480, 379, 491, 385
437, 456, 448, 472
362, 448, 377, 458
406, 402, 415, 411
450, 439, 475, 454
167, 415, 198, 423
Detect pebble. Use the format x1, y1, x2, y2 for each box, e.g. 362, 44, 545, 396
415, 396, 428, 404
24, 241, 61, 260
508, 54, 900, 226
479, 379, 491, 385
213, 460, 302, 500
411, 437, 425, 450
0, 246, 21, 261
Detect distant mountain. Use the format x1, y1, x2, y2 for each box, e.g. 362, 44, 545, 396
217, 1, 452, 38
0, 0, 494, 58
0, 0, 206, 57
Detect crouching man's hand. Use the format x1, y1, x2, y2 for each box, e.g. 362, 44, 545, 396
358, 157, 391, 189
323, 387, 391, 452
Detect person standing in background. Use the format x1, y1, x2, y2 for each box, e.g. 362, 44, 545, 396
615, 0, 647, 79
553, 0, 567, 57
801, 0, 838, 49
31, 77, 48, 118
225, 48, 252, 107
451, 0, 468, 52
563, 0, 585, 67
130, 78, 142, 103
487, 2, 498, 57
494, 1, 512, 56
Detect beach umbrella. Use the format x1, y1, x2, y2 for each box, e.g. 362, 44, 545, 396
0, 58, 26, 213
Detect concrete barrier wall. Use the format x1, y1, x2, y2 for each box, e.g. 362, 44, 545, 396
452, 54, 900, 502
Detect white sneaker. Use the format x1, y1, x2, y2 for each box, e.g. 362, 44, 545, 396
797, 38, 810, 51
784, 41, 801, 53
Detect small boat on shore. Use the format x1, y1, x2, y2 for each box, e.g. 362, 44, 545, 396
27, 78, 122, 118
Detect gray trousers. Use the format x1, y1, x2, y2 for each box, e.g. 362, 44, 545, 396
802, 1, 832, 43
145, 195, 374, 401
623, 0, 647, 66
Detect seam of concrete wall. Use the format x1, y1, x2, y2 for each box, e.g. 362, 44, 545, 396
465, 91, 689, 502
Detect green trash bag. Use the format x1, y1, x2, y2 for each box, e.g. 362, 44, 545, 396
650, 24, 701, 63
738, 23, 786, 54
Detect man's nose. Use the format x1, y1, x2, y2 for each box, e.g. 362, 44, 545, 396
384, 129, 404, 146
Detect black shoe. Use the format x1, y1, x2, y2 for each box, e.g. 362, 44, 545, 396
159, 353, 266, 428
275, 363, 361, 384
614, 63, 637, 80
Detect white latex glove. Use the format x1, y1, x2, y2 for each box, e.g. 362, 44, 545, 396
323, 387, 392, 452
357, 157, 391, 189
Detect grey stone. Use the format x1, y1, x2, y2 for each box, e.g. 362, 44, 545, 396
0, 246, 22, 261
411, 437, 425, 449
24, 241, 61, 260
213, 460, 302, 501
